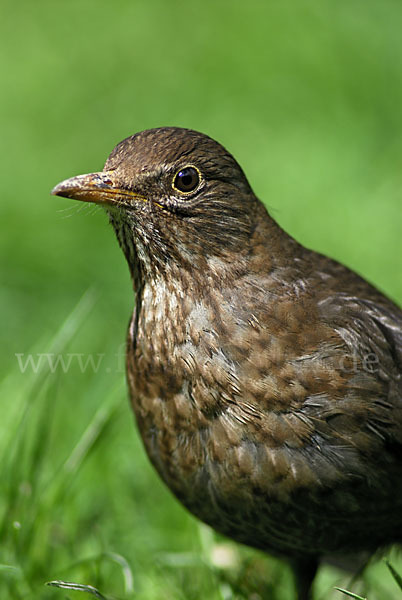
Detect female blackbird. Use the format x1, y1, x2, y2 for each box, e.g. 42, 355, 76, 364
52, 128, 402, 599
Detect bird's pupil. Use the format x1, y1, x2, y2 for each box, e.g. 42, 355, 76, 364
174, 167, 199, 193
180, 172, 193, 187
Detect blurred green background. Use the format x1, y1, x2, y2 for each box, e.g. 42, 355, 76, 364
1, 1, 401, 599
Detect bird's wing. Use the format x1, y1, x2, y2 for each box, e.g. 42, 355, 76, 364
308, 292, 402, 452
319, 293, 402, 375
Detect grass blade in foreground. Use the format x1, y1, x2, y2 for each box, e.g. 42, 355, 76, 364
335, 588, 367, 600
386, 561, 402, 592
47, 580, 110, 599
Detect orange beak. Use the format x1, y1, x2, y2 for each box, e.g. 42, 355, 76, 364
51, 171, 146, 207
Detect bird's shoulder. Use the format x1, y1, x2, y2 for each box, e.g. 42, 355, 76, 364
215, 245, 402, 456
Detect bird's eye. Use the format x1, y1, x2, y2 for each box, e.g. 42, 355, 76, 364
173, 166, 200, 194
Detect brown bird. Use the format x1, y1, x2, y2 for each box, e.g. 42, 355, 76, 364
52, 127, 402, 599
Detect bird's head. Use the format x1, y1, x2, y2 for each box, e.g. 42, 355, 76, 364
52, 127, 259, 285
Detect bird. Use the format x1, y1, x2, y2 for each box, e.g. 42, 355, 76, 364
52, 127, 402, 599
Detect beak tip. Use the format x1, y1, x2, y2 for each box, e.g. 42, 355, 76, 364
51, 176, 87, 200
51, 178, 73, 198
50, 172, 118, 205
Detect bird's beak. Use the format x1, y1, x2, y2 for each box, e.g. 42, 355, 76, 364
51, 171, 146, 207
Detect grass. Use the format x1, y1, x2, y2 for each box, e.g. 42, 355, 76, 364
1, 0, 402, 598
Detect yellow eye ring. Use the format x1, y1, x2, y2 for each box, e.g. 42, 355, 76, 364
172, 165, 202, 194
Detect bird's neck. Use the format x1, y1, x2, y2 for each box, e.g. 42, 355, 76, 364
129, 206, 304, 361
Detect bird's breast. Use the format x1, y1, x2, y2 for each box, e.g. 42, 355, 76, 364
127, 282, 328, 501
125, 277, 402, 555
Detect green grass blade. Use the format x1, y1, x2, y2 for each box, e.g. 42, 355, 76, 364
47, 580, 110, 599
335, 588, 367, 600
386, 560, 402, 592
